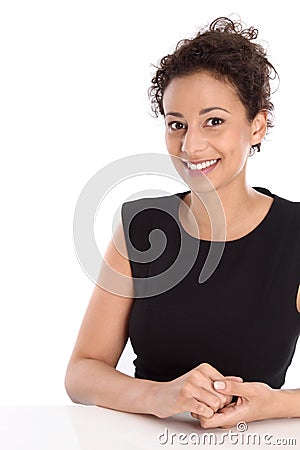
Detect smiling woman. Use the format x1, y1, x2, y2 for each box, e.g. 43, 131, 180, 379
162, 72, 267, 197
65, 17, 300, 429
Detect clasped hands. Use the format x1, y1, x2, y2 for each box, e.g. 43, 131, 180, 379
155, 362, 277, 429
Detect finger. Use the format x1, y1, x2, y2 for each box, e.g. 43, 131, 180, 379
190, 370, 231, 407
217, 402, 236, 413
215, 392, 246, 413
196, 365, 243, 388
213, 380, 251, 398
225, 376, 243, 383
196, 363, 227, 383
222, 379, 243, 407
222, 395, 234, 408
187, 398, 214, 419
191, 387, 225, 412
196, 367, 243, 406
236, 396, 243, 406
200, 404, 241, 429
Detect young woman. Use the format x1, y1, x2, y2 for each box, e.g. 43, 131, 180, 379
65, 17, 300, 429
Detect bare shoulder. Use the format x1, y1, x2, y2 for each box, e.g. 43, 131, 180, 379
68, 219, 134, 368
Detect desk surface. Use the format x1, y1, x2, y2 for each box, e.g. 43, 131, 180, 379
1, 405, 299, 450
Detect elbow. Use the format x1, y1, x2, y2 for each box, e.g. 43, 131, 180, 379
64, 363, 81, 405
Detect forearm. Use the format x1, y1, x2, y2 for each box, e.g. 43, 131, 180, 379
272, 388, 300, 419
65, 358, 158, 415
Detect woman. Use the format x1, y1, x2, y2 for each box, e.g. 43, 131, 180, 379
65, 17, 300, 428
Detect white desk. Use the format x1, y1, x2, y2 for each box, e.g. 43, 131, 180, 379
1, 406, 299, 450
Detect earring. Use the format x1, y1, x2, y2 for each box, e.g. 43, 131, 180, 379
249, 144, 261, 157
249, 146, 256, 157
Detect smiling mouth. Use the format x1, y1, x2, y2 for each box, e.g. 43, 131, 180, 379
182, 158, 221, 174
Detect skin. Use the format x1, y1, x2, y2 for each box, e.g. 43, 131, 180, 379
65, 220, 241, 419
65, 70, 300, 429
162, 71, 300, 428
163, 71, 273, 242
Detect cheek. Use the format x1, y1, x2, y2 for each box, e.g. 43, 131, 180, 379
165, 133, 181, 154
223, 127, 252, 154
236, 122, 253, 146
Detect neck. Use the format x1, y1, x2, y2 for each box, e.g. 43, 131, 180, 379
183, 179, 259, 241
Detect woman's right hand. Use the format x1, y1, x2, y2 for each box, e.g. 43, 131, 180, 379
151, 363, 242, 419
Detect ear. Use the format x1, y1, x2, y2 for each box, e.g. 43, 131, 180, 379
251, 110, 268, 147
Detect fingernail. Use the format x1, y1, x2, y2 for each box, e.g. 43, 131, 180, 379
214, 381, 226, 390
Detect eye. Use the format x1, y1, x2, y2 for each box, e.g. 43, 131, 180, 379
167, 121, 186, 131
206, 117, 224, 127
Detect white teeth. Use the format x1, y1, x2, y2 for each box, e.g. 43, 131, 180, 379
186, 159, 218, 170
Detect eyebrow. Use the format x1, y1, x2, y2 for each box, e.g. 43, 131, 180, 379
165, 107, 230, 117
200, 106, 230, 115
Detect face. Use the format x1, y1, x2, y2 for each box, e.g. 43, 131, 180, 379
162, 71, 267, 193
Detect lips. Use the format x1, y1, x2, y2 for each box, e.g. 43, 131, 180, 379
182, 158, 220, 165
185, 158, 220, 170
182, 158, 221, 175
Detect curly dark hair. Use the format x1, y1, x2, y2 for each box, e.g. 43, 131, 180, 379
149, 17, 279, 150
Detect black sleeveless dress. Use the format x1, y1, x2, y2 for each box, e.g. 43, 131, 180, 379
121, 187, 300, 388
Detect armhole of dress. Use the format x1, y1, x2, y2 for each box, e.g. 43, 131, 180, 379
120, 202, 134, 278
295, 202, 300, 314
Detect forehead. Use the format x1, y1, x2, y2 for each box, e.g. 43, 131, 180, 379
162, 71, 242, 113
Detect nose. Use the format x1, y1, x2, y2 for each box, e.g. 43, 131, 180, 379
181, 127, 209, 155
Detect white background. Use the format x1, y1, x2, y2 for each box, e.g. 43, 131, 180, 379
0, 0, 299, 405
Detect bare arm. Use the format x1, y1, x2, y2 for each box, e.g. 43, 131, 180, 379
65, 221, 157, 414
65, 219, 237, 418
274, 388, 300, 418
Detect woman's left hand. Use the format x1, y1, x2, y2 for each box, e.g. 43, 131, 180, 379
196, 379, 277, 429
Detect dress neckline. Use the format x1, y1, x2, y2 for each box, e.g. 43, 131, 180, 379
175, 187, 277, 244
